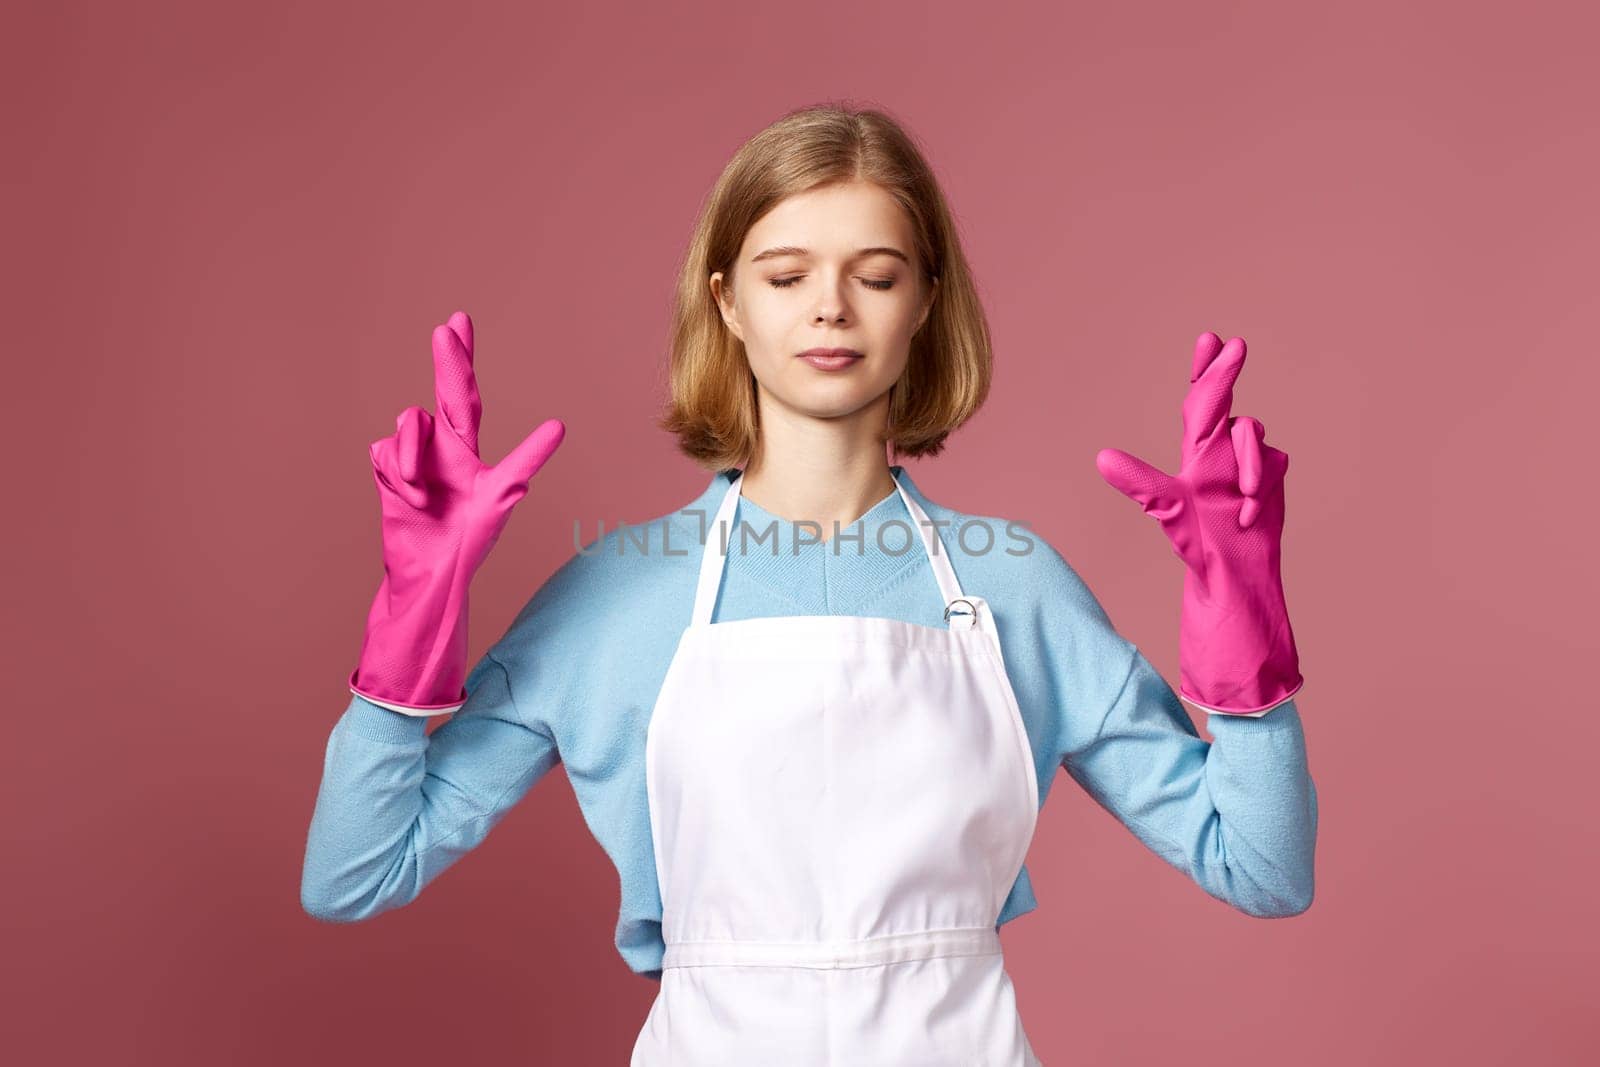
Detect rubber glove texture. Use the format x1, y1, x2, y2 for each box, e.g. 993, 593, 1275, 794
1095, 333, 1304, 716
348, 311, 565, 714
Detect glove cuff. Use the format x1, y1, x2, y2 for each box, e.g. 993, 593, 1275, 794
347, 667, 467, 716
349, 577, 471, 713
1180, 676, 1304, 717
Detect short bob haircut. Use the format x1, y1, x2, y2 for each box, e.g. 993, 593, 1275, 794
658, 101, 994, 473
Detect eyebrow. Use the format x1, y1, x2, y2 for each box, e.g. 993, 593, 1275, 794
750, 245, 911, 266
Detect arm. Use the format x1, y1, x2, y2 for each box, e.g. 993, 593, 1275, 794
305, 308, 573, 922
300, 649, 560, 922
1028, 540, 1318, 918
1061, 643, 1318, 918
1070, 331, 1315, 912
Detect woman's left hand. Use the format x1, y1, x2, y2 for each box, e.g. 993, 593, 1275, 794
1094, 332, 1304, 716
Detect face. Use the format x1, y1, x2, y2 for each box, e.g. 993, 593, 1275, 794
710, 179, 937, 428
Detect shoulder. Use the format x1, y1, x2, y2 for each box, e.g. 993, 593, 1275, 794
496, 498, 705, 651
913, 493, 1113, 630
499, 508, 700, 643
480, 492, 708, 742
916, 490, 1141, 760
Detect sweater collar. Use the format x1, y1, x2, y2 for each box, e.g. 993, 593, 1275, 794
693, 464, 934, 528
682, 464, 941, 614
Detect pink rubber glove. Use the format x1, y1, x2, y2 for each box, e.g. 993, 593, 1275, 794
348, 311, 566, 715
1095, 333, 1304, 716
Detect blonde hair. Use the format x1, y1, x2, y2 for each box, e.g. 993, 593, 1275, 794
657, 101, 994, 472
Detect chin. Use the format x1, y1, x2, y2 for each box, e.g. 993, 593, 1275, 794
757, 366, 897, 421
787, 394, 890, 421
758, 376, 865, 411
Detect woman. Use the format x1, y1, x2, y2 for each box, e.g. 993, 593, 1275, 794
301, 103, 1317, 1065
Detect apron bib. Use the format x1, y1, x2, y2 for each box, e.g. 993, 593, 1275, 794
633, 470, 1043, 1066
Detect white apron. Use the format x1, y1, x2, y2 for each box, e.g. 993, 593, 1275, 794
633, 470, 1043, 1066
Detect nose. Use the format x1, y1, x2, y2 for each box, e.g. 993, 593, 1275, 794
813, 288, 849, 325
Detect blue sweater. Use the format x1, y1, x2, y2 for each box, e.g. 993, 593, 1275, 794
301, 465, 1318, 978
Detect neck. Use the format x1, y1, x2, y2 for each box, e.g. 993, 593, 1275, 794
738, 390, 898, 543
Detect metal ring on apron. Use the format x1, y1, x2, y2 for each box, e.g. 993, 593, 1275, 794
944, 597, 979, 627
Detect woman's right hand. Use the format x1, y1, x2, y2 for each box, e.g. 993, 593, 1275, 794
347, 310, 566, 714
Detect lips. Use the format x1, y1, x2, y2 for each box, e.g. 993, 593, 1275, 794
797, 348, 863, 359
797, 347, 864, 372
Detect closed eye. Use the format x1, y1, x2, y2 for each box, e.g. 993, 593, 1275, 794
770, 276, 895, 291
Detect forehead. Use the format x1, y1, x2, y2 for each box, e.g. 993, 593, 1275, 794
740, 180, 915, 259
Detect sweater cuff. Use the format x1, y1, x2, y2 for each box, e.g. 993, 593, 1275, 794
343, 694, 434, 744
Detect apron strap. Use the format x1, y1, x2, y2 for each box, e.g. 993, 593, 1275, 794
690, 470, 745, 628
891, 473, 966, 612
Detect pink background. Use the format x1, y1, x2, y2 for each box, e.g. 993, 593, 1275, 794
7, 1, 1595, 1063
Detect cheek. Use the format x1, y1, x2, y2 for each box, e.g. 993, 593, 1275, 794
740, 293, 791, 342
878, 353, 912, 386
873, 296, 921, 334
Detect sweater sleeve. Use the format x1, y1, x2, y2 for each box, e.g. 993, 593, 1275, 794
300, 608, 565, 923
1033, 542, 1318, 918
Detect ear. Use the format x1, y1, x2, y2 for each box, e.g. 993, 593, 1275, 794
709, 271, 744, 342
916, 275, 939, 333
